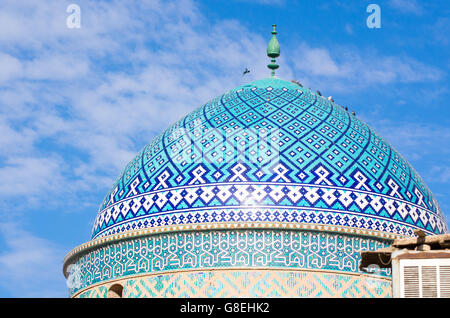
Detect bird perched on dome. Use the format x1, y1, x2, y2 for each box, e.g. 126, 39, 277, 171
291, 79, 303, 87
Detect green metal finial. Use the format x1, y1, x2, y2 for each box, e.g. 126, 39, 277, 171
267, 24, 280, 77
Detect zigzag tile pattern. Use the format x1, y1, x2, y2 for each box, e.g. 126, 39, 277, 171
91, 78, 447, 239
76, 270, 391, 298
77, 286, 107, 298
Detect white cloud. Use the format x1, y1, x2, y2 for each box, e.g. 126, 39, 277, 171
0, 0, 447, 297
24, 55, 89, 80
430, 166, 450, 183
0, 0, 443, 209
389, 0, 423, 15
0, 156, 65, 197
233, 0, 285, 5
0, 0, 274, 210
432, 18, 450, 45
0, 223, 67, 297
0, 53, 22, 83
291, 42, 443, 92
345, 24, 353, 35
0, 119, 36, 155
293, 44, 340, 76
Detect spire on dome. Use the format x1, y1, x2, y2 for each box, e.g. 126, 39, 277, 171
267, 24, 280, 77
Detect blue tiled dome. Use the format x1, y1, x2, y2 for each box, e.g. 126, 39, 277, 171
91, 78, 448, 240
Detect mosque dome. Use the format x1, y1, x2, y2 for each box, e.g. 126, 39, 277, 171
90, 77, 447, 240
63, 26, 448, 298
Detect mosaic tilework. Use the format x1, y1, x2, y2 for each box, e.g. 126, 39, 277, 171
67, 229, 390, 296
91, 78, 447, 239
92, 183, 446, 239
77, 285, 107, 298
75, 270, 391, 298
123, 270, 391, 298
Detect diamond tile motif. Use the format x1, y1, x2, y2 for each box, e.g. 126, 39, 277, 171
92, 78, 447, 239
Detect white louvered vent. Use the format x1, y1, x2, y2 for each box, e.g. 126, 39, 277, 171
440, 266, 450, 297
422, 266, 437, 297
400, 259, 450, 298
403, 266, 419, 298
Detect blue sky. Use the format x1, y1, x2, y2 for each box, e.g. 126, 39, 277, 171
0, 0, 448, 297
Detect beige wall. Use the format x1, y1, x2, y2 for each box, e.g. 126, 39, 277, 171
75, 269, 392, 298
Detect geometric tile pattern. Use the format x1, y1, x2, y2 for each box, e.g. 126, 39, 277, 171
77, 285, 107, 298
75, 270, 392, 298
67, 229, 390, 296
92, 182, 446, 239
91, 78, 448, 239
